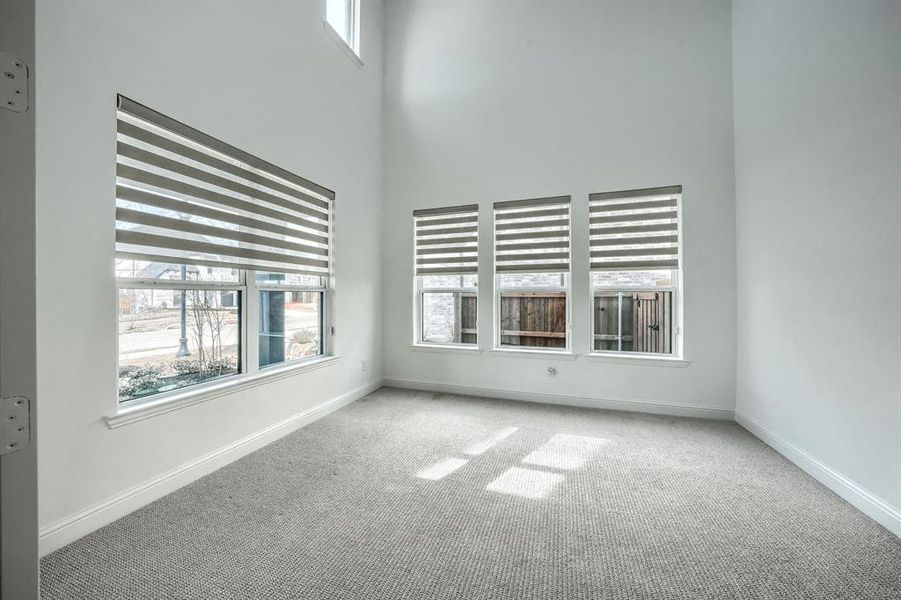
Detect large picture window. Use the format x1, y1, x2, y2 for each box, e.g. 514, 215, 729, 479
115, 96, 334, 404
493, 196, 571, 351
589, 186, 681, 357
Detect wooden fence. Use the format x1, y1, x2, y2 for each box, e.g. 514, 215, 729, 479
450, 292, 568, 347
447, 290, 672, 354
499, 292, 567, 348
459, 293, 477, 344
594, 291, 672, 354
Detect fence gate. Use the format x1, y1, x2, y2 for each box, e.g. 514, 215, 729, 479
631, 292, 672, 354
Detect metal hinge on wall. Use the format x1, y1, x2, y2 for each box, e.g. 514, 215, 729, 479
0, 52, 29, 113
0, 396, 30, 455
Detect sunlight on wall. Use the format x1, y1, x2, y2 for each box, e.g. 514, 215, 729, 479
415, 457, 469, 481
521, 433, 608, 471
464, 426, 520, 456
485, 467, 564, 500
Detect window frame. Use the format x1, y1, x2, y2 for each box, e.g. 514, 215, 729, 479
587, 185, 684, 361
589, 271, 681, 359
324, 0, 361, 61
414, 275, 478, 348
494, 272, 572, 353
116, 267, 332, 409
256, 276, 328, 370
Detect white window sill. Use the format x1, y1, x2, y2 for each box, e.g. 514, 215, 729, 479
583, 353, 690, 367
409, 343, 481, 356
323, 21, 363, 67
489, 348, 578, 361
106, 355, 341, 429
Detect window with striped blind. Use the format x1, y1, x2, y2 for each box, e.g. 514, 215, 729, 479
413, 205, 479, 346
413, 205, 479, 276
589, 186, 681, 357
588, 186, 680, 272
493, 196, 571, 274
493, 196, 571, 351
114, 95, 334, 405
115, 95, 333, 277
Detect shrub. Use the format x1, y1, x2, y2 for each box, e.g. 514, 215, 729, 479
119, 366, 163, 399
171, 360, 202, 376
291, 328, 317, 345
202, 357, 237, 376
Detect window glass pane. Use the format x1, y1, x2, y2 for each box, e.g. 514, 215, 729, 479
499, 292, 566, 349
593, 291, 673, 354
420, 274, 477, 289
326, 0, 350, 41
118, 288, 240, 402
259, 290, 323, 368
498, 272, 566, 289
255, 271, 323, 287
421, 292, 477, 344
116, 259, 238, 283
591, 270, 674, 288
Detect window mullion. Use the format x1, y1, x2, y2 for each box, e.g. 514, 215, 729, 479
346, 0, 354, 43
245, 269, 259, 375
617, 292, 623, 352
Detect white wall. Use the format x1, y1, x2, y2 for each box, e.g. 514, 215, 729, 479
733, 0, 901, 532
382, 0, 736, 416
35, 0, 383, 549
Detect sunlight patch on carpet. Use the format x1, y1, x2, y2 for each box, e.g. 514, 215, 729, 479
486, 467, 564, 499
416, 457, 469, 481
521, 433, 608, 471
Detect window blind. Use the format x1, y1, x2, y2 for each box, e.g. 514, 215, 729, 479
494, 196, 571, 273
115, 95, 334, 277
589, 186, 681, 271
413, 204, 479, 275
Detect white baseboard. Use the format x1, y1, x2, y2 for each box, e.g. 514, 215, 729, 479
39, 380, 383, 557
382, 377, 734, 420
736, 411, 901, 538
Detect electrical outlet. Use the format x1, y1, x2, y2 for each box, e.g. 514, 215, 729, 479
547, 366, 557, 377
361, 359, 367, 373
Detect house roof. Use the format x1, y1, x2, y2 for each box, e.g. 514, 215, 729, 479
136, 262, 201, 279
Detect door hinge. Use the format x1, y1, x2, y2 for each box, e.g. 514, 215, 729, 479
1, 52, 29, 113
0, 396, 31, 455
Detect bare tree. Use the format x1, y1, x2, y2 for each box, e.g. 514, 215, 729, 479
185, 290, 231, 375
187, 289, 208, 367
205, 295, 228, 374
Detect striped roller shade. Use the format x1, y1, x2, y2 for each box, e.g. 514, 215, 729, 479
413, 204, 479, 275
115, 95, 333, 277
494, 196, 571, 273
589, 186, 681, 271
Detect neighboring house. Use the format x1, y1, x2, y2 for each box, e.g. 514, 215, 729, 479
136, 263, 200, 309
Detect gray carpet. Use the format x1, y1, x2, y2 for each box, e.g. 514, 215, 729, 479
41, 387, 901, 599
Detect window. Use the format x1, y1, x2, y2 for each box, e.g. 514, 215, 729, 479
493, 196, 571, 350
413, 205, 479, 346
325, 0, 360, 57
117, 261, 243, 402
115, 96, 334, 404
257, 272, 324, 368
589, 186, 682, 356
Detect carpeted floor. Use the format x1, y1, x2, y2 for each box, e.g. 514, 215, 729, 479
41, 387, 901, 599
